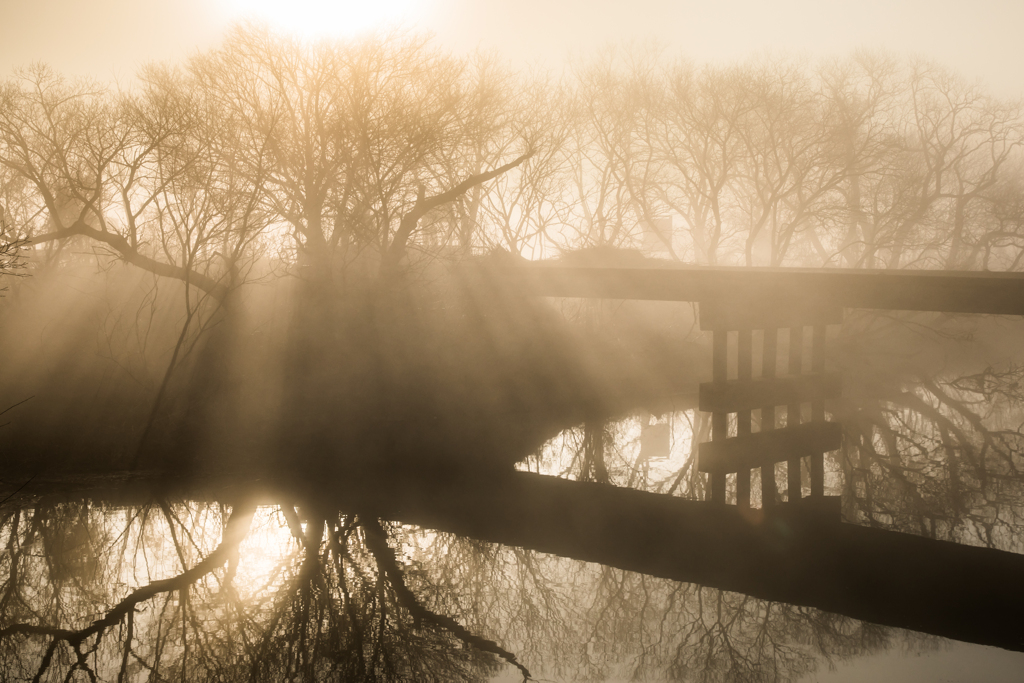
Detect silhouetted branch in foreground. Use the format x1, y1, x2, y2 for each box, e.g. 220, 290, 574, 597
362, 517, 533, 681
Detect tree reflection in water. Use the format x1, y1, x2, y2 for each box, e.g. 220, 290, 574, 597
834, 311, 1024, 551
0, 501, 516, 682
1, 493, 931, 682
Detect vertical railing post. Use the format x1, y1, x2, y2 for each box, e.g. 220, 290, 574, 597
810, 324, 827, 497
760, 328, 777, 508
710, 328, 728, 504
787, 326, 804, 502
736, 328, 752, 509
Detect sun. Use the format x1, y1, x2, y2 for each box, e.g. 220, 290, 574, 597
224, 0, 418, 38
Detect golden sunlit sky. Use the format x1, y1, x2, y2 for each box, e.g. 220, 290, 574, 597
1, 0, 1023, 96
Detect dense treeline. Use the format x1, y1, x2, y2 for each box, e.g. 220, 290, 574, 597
1, 28, 1023, 286
566, 49, 1024, 269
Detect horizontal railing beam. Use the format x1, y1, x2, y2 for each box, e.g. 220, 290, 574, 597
698, 421, 843, 474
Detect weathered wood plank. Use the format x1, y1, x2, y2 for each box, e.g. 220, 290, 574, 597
699, 422, 843, 474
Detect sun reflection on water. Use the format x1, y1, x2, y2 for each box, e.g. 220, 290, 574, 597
233, 506, 300, 599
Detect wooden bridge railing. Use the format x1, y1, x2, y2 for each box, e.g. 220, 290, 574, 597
492, 263, 1024, 513
697, 297, 843, 510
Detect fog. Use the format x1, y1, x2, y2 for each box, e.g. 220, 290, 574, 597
2, 17, 1024, 683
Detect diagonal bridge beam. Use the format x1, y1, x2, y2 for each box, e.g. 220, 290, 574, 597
349, 471, 1024, 653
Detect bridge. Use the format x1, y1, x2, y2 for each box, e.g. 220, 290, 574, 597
399, 261, 1024, 651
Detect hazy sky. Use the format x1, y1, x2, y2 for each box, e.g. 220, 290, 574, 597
1, 0, 1023, 97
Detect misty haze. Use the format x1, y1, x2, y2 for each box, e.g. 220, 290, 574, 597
2, 2, 1024, 682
